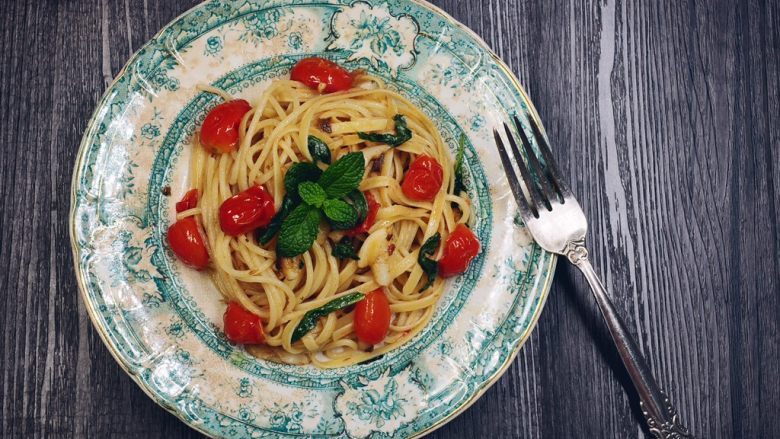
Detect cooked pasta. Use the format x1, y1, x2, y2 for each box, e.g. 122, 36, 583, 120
171, 61, 477, 368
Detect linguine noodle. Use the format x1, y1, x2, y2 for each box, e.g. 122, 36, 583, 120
180, 74, 472, 367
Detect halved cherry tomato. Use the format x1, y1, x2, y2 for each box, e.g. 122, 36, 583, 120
200, 99, 252, 154
344, 192, 380, 236
438, 224, 480, 278
354, 288, 391, 345
167, 216, 210, 270
219, 185, 276, 236
175, 189, 199, 213
401, 155, 443, 201
223, 301, 265, 344
290, 57, 353, 93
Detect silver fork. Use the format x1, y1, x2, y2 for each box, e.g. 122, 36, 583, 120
494, 114, 692, 439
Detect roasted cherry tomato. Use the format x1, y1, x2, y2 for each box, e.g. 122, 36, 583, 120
354, 288, 392, 345
167, 216, 210, 270
223, 302, 265, 344
175, 189, 199, 213
401, 155, 444, 201
438, 224, 481, 278
200, 99, 252, 154
344, 192, 380, 236
290, 57, 353, 93
219, 185, 276, 236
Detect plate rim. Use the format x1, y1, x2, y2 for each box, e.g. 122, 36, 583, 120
68, 1, 557, 437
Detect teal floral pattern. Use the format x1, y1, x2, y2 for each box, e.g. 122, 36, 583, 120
268, 402, 305, 433
287, 32, 303, 50
328, 2, 418, 73
166, 320, 186, 339
141, 123, 161, 139
236, 378, 253, 398
204, 35, 224, 56
352, 11, 403, 56
71, 1, 556, 438
92, 217, 162, 288
238, 10, 283, 46
471, 114, 486, 131
335, 369, 423, 438
347, 380, 406, 427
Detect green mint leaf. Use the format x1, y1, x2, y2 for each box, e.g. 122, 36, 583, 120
345, 190, 369, 224
284, 163, 322, 200
453, 134, 467, 196
292, 292, 365, 341
298, 181, 326, 207
256, 195, 297, 245
308, 135, 332, 165
418, 233, 440, 291
357, 114, 412, 147
323, 199, 359, 230
277, 204, 321, 257
332, 237, 360, 260
317, 152, 365, 199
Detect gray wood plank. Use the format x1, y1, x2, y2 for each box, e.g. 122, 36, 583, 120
1, 0, 778, 438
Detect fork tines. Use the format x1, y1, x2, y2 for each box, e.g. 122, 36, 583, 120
494, 113, 567, 218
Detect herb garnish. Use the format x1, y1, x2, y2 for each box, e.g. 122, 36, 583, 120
418, 233, 440, 291
308, 135, 331, 164
277, 203, 322, 257
298, 181, 327, 207
256, 195, 295, 245
292, 292, 365, 341
284, 162, 322, 200
358, 114, 412, 147
256, 163, 322, 245
332, 237, 360, 260
275, 152, 366, 257
317, 152, 365, 198
453, 134, 466, 196
344, 190, 368, 224
323, 199, 360, 229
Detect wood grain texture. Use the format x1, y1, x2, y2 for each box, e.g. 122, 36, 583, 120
1, 0, 778, 437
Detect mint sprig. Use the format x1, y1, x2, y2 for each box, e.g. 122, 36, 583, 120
256, 162, 322, 245
323, 199, 360, 230
277, 204, 322, 257
256, 195, 295, 245
318, 152, 365, 198
285, 163, 322, 200
299, 181, 327, 207
275, 152, 367, 256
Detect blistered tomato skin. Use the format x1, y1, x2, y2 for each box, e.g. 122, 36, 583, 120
175, 189, 199, 213
223, 302, 265, 345
290, 57, 353, 93
167, 217, 210, 270
219, 185, 276, 236
200, 99, 252, 154
354, 289, 392, 345
401, 155, 444, 201
438, 224, 481, 278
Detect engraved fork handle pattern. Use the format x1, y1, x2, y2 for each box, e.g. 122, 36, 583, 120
566, 240, 692, 439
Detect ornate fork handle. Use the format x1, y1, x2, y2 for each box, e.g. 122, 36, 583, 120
564, 240, 692, 439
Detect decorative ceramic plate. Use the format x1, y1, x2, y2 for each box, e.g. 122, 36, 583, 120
70, 1, 556, 437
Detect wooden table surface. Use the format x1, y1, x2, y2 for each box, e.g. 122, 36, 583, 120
2, 0, 778, 437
